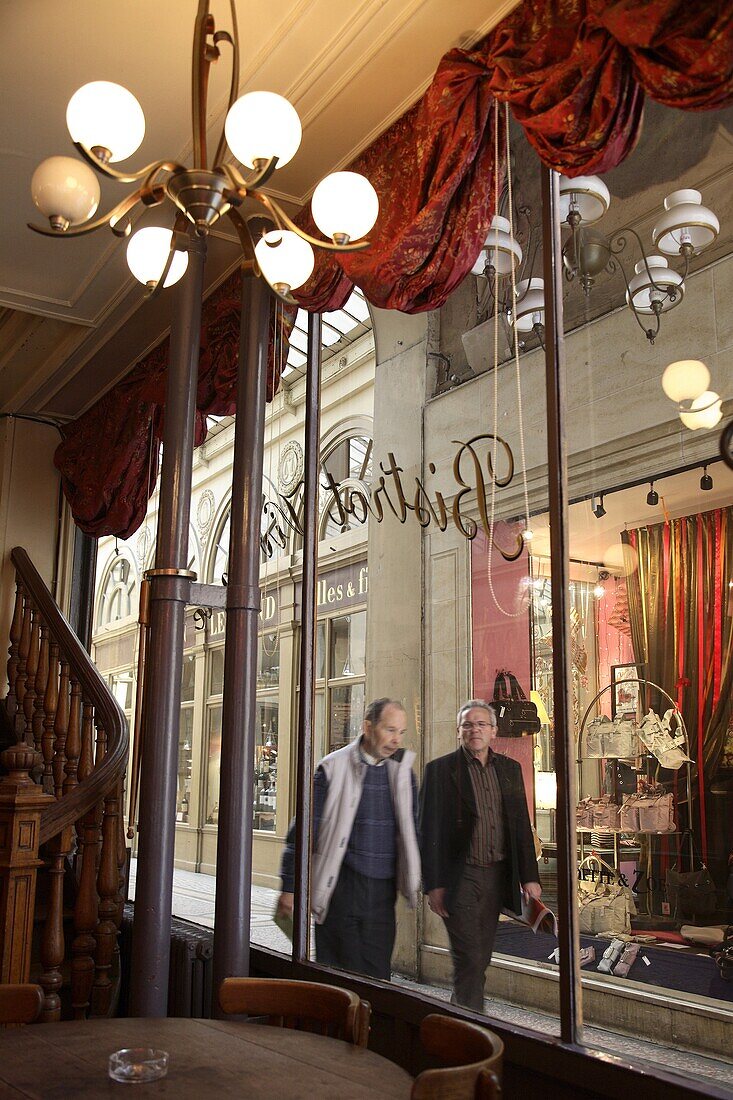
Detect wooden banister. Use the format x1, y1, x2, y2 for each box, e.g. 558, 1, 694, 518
9, 548, 128, 845
2, 547, 129, 1015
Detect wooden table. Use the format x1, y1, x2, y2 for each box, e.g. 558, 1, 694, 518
0, 1016, 413, 1098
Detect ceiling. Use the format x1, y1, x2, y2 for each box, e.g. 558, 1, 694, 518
529, 461, 733, 571
1, 0, 518, 423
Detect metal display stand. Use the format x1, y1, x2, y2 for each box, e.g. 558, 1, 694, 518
577, 678, 695, 877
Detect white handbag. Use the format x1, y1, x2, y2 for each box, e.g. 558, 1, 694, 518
638, 709, 691, 770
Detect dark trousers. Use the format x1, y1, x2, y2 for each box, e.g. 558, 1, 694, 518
443, 862, 505, 1011
315, 863, 396, 980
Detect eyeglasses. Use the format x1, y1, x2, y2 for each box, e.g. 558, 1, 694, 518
459, 721, 496, 731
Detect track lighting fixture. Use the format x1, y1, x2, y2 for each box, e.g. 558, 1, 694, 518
647, 482, 659, 506
592, 496, 606, 519
700, 466, 713, 491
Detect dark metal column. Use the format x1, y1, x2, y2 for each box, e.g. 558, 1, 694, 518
129, 231, 206, 1017
212, 272, 270, 999
540, 165, 581, 1043
293, 312, 322, 963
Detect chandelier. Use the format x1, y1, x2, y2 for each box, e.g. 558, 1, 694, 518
27, 1, 378, 297
473, 175, 719, 349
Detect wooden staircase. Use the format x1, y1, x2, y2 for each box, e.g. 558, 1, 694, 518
1, 547, 129, 1021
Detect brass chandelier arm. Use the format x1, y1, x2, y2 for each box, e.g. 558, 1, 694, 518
74, 142, 183, 185
226, 211, 297, 306
212, 0, 240, 169
192, 1, 216, 169
609, 226, 690, 291
218, 158, 280, 197
252, 191, 371, 253
607, 256, 662, 345
27, 185, 157, 238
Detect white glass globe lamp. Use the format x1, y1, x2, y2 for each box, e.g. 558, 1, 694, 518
558, 175, 610, 226
679, 392, 722, 431
66, 82, 145, 163
31, 156, 101, 231
513, 278, 545, 332
661, 360, 711, 404
225, 91, 302, 169
255, 230, 315, 293
126, 227, 189, 289
652, 189, 719, 256
311, 172, 379, 244
481, 216, 523, 276
626, 256, 683, 314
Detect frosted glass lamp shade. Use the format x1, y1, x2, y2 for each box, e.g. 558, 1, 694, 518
513, 278, 545, 331
126, 227, 188, 288
225, 92, 301, 169
311, 172, 379, 243
662, 359, 710, 403
679, 391, 722, 430
558, 175, 610, 226
66, 82, 145, 162
626, 256, 683, 314
480, 215, 523, 276
31, 156, 100, 229
653, 189, 719, 256
255, 230, 314, 292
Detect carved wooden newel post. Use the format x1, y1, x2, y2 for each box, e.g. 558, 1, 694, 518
0, 740, 54, 983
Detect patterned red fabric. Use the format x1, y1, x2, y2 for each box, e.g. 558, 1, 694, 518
55, 0, 733, 538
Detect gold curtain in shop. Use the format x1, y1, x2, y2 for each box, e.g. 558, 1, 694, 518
622, 509, 733, 857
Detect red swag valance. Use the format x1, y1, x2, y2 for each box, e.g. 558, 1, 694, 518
55, 0, 733, 538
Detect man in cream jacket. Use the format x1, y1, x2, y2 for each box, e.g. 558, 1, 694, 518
278, 698, 421, 980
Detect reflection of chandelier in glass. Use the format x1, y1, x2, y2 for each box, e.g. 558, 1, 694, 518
559, 179, 719, 345
27, 2, 379, 299
474, 174, 719, 349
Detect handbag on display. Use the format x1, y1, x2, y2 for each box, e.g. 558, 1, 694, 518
576, 798, 595, 831
592, 796, 621, 832
635, 789, 676, 833
666, 840, 717, 919
619, 793, 642, 832
575, 796, 620, 832
638, 708, 692, 770
577, 854, 636, 935
492, 669, 540, 737
604, 760, 638, 797
585, 715, 639, 759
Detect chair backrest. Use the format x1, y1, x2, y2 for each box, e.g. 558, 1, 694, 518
411, 1014, 504, 1099
218, 978, 370, 1047
0, 984, 44, 1026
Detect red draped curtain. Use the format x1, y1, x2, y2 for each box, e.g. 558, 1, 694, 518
622, 509, 733, 862
54, 0, 733, 538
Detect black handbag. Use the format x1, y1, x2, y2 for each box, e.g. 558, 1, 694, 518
666, 840, 717, 919
492, 669, 540, 737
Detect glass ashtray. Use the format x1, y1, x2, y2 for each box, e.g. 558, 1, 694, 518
108, 1048, 169, 1084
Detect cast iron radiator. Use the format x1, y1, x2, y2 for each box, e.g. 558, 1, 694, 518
119, 903, 214, 1018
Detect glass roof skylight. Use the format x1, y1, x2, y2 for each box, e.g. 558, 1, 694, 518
283, 288, 373, 383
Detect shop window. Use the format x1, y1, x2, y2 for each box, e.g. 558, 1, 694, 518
254, 632, 280, 832
313, 610, 367, 757
98, 557, 136, 629
176, 653, 195, 824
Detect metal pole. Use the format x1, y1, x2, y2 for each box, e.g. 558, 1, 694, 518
540, 164, 581, 1044
129, 230, 206, 1017
212, 272, 270, 1000
292, 312, 322, 962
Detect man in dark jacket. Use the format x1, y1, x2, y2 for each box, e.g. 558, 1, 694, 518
419, 699, 541, 1011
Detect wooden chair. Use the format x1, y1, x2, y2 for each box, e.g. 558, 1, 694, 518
0, 984, 44, 1026
218, 978, 371, 1047
411, 1013, 504, 1099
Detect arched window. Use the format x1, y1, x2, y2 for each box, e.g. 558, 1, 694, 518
319, 430, 373, 541
97, 556, 136, 629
